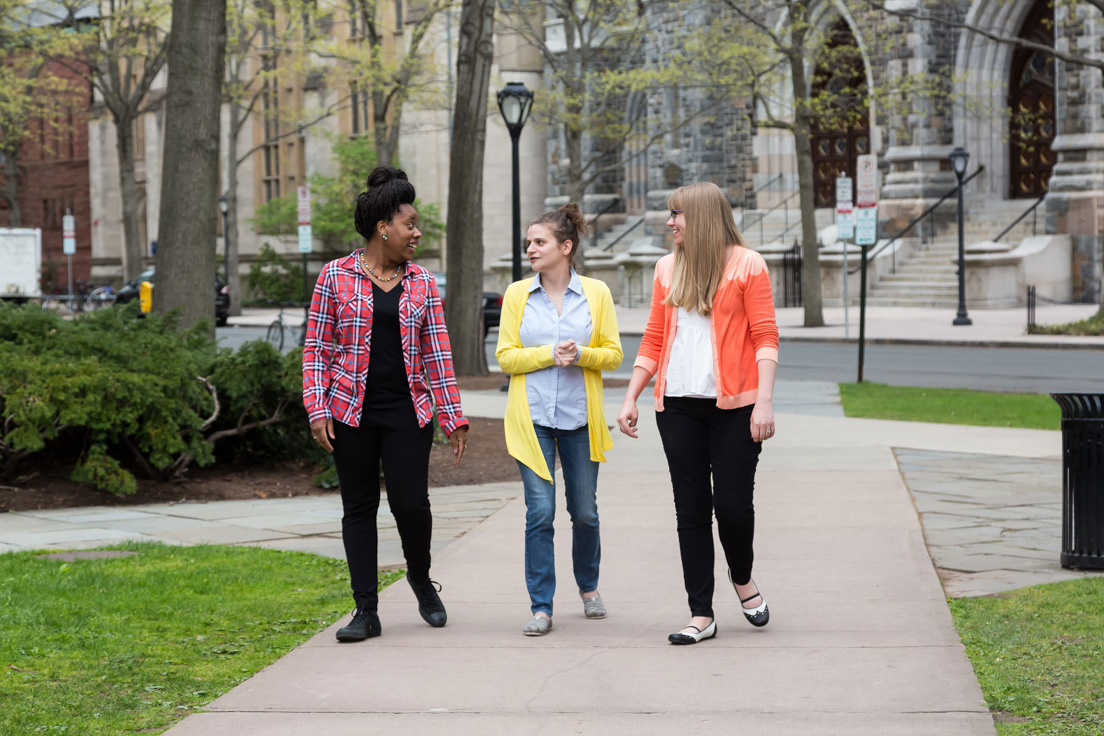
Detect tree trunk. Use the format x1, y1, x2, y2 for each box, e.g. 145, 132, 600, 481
788, 14, 825, 328
445, 0, 496, 376
373, 89, 396, 167
565, 135, 587, 272
226, 100, 242, 316
562, 16, 588, 272
115, 117, 145, 281
2, 155, 21, 227
154, 0, 227, 334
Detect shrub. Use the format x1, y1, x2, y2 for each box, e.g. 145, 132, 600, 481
246, 244, 307, 304
0, 303, 311, 495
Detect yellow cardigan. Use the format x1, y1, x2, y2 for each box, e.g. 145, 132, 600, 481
495, 275, 623, 481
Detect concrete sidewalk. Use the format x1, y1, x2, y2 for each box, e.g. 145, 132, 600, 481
159, 399, 1042, 735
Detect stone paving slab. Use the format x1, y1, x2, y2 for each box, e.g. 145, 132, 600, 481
896, 448, 1103, 597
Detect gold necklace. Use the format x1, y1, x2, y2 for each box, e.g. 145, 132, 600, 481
359, 251, 403, 282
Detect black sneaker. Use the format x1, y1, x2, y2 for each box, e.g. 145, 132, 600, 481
408, 577, 447, 628
335, 608, 381, 642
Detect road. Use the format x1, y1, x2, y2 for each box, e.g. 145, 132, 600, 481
219, 326, 1103, 394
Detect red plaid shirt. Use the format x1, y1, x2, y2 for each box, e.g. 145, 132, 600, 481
302, 252, 468, 436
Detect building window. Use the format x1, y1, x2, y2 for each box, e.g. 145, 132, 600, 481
133, 115, 146, 161
350, 81, 370, 135
349, 0, 362, 38
261, 74, 281, 201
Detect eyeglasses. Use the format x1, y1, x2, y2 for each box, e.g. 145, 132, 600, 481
669, 209, 683, 219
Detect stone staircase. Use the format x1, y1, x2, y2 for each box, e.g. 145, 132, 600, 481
864, 201, 1043, 307
590, 216, 647, 252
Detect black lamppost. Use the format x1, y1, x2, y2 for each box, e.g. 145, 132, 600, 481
218, 193, 230, 285
949, 147, 972, 326
497, 81, 534, 282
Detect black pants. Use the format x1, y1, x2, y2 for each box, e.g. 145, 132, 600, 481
331, 402, 435, 612
655, 398, 762, 619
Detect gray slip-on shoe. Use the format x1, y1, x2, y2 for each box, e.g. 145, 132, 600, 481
581, 592, 607, 619
523, 614, 553, 636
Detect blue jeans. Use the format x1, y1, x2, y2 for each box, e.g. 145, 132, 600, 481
517, 424, 601, 616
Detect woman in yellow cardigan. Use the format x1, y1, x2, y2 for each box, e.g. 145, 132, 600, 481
496, 203, 623, 636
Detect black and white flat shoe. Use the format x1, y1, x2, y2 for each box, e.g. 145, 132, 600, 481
729, 569, 770, 627
668, 620, 717, 645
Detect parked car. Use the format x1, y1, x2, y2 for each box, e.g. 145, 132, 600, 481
115, 266, 231, 326
432, 272, 501, 338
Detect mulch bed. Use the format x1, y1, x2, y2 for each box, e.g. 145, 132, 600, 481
1, 374, 628, 513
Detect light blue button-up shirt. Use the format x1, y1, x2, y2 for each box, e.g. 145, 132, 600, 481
520, 270, 593, 430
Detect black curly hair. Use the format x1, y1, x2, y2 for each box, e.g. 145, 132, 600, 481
354, 166, 416, 241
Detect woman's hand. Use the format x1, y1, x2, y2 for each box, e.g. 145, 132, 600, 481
617, 401, 640, 438
750, 399, 775, 443
553, 339, 578, 367
449, 426, 468, 466
310, 418, 335, 452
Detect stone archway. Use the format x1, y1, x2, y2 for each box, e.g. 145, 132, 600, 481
809, 19, 870, 209
1008, 0, 1056, 198
956, 0, 1051, 199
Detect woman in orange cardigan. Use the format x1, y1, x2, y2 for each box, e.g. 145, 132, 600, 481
617, 182, 779, 645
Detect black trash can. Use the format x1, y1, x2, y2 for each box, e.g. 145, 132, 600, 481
1050, 393, 1104, 570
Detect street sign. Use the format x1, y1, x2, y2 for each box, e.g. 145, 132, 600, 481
856, 154, 878, 207
62, 214, 76, 255
836, 201, 854, 239
297, 185, 311, 226
836, 176, 852, 204
856, 205, 878, 245
298, 224, 313, 254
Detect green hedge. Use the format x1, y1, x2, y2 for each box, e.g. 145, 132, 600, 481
0, 303, 312, 495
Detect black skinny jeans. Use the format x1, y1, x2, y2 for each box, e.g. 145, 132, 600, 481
331, 402, 435, 612
655, 398, 762, 619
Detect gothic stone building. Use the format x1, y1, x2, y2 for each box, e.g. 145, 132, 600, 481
543, 0, 1103, 307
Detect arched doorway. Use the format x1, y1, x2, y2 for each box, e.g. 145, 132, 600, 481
1009, 0, 1055, 199
810, 20, 870, 209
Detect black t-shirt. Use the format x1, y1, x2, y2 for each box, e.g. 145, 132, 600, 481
364, 280, 411, 410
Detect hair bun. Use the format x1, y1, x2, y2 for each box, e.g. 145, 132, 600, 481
559, 202, 587, 236
367, 166, 408, 190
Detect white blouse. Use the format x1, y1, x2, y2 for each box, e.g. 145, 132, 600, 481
665, 307, 716, 398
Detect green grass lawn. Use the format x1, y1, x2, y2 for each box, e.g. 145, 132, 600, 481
838, 382, 1060, 430
0, 543, 403, 735
950, 578, 1104, 735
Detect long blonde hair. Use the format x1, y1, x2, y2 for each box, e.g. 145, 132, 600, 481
665, 182, 744, 315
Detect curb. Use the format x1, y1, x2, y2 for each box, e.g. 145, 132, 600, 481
775, 335, 1104, 351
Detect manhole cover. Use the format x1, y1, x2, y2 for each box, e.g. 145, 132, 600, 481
38, 550, 138, 562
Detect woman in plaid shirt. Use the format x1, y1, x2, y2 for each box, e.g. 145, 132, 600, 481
303, 166, 469, 642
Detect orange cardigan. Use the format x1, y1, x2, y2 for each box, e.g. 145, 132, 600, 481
634, 249, 779, 412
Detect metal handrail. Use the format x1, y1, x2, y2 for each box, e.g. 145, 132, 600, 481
743, 189, 799, 230
993, 193, 1046, 243
602, 216, 645, 251
750, 173, 784, 196
588, 197, 623, 251
848, 165, 986, 275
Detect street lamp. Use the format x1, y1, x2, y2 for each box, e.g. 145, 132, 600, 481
497, 81, 534, 283
949, 147, 972, 326
218, 193, 230, 286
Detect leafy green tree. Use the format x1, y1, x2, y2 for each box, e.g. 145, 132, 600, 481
252, 134, 443, 250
